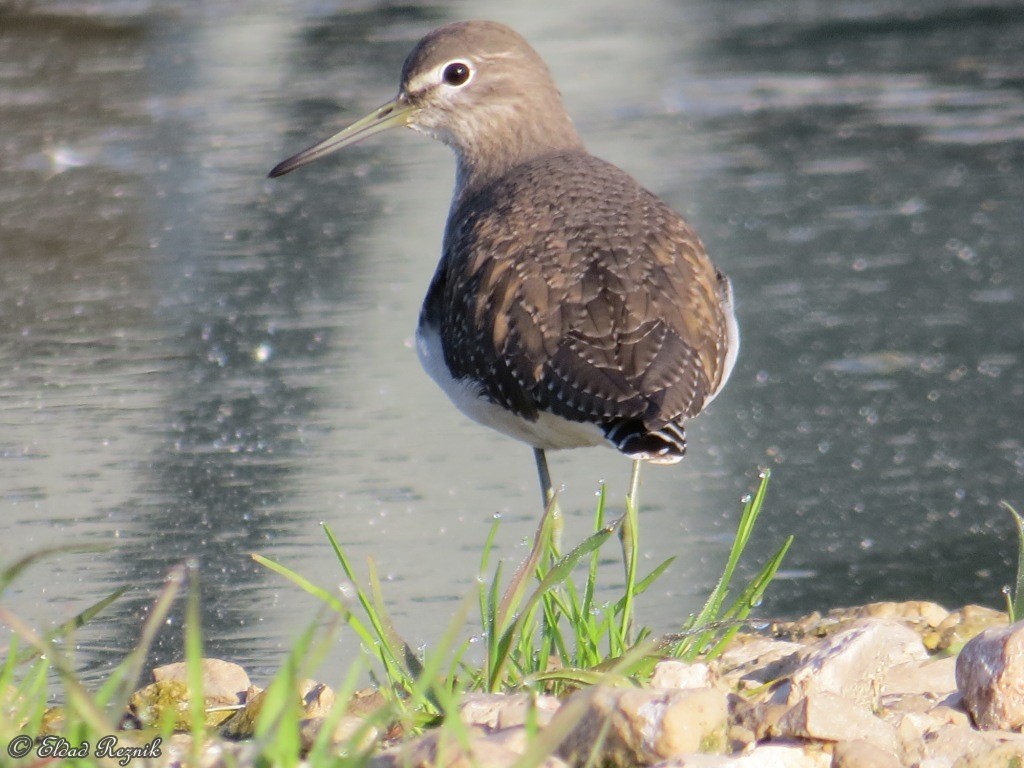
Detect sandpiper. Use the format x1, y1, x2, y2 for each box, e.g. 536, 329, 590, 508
270, 20, 738, 507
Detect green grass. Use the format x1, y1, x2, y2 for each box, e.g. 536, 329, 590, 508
2, 469, 791, 765
1001, 501, 1024, 622
259, 469, 790, 702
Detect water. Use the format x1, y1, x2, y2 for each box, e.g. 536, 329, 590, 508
1, 0, 1021, 686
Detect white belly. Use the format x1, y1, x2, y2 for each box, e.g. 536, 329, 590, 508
705, 275, 740, 405
415, 322, 608, 451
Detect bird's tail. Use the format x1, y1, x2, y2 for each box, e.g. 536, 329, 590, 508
603, 419, 686, 464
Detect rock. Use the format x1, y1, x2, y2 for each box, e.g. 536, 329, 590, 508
924, 605, 1007, 653
726, 722, 756, 753
887, 703, 972, 737
734, 746, 831, 767
896, 712, 1001, 766
954, 741, 1024, 767
220, 687, 267, 739
298, 717, 323, 754
0, 685, 25, 732
459, 692, 560, 730
883, 655, 957, 696
163, 733, 261, 768
730, 696, 790, 741
348, 688, 388, 717
481, 724, 530, 755
717, 637, 803, 687
775, 619, 928, 707
367, 729, 467, 768
776, 692, 898, 753
558, 685, 729, 766
769, 602, 950, 649
299, 714, 378, 753
957, 619, 1024, 730
132, 660, 251, 729
653, 743, 831, 767
458, 693, 505, 728
651, 661, 716, 690
300, 680, 335, 718
877, 692, 939, 719
127, 680, 197, 730
219, 679, 334, 739
832, 739, 901, 768
836, 600, 950, 628
925, 704, 973, 729
40, 705, 64, 736
650, 755, 734, 767
369, 726, 567, 768
153, 659, 250, 706
332, 713, 380, 747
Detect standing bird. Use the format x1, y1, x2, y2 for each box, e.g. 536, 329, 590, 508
270, 20, 738, 508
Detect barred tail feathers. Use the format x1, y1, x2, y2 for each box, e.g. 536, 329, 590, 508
603, 419, 686, 464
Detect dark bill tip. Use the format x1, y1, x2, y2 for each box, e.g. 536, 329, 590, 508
268, 157, 298, 178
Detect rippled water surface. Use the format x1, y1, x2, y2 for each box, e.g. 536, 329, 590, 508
1, 0, 1022, 684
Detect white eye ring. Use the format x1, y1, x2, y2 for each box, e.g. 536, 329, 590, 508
440, 60, 473, 87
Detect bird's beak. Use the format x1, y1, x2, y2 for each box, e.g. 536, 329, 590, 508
269, 96, 415, 178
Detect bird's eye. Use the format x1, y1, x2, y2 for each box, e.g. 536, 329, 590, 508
442, 61, 472, 86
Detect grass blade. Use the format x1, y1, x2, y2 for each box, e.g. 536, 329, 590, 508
1001, 501, 1024, 622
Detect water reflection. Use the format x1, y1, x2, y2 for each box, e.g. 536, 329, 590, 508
0, 0, 1021, 685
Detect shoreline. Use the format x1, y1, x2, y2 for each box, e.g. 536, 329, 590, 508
10, 599, 1021, 767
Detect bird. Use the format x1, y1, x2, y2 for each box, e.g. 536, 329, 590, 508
270, 20, 738, 510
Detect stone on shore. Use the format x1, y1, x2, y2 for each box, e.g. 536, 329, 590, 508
557, 685, 729, 766
956, 618, 1024, 730
773, 619, 928, 707
776, 691, 899, 753
153, 659, 251, 705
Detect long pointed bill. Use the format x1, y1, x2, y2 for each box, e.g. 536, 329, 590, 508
268, 96, 415, 178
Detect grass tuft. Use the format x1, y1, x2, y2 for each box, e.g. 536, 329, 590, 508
259, 467, 788, 702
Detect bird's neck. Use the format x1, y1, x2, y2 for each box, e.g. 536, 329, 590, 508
450, 107, 584, 202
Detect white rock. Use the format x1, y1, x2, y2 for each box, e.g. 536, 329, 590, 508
831, 739, 901, 768
459, 692, 560, 730
718, 638, 803, 687
655, 743, 831, 767
883, 655, 957, 697
895, 713, 1001, 766
651, 661, 716, 690
776, 692, 898, 753
778, 619, 928, 707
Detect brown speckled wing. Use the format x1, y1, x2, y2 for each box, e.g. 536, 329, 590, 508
422, 151, 729, 448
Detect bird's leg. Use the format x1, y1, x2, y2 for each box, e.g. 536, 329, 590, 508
620, 458, 642, 644
533, 447, 562, 554
534, 447, 553, 506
